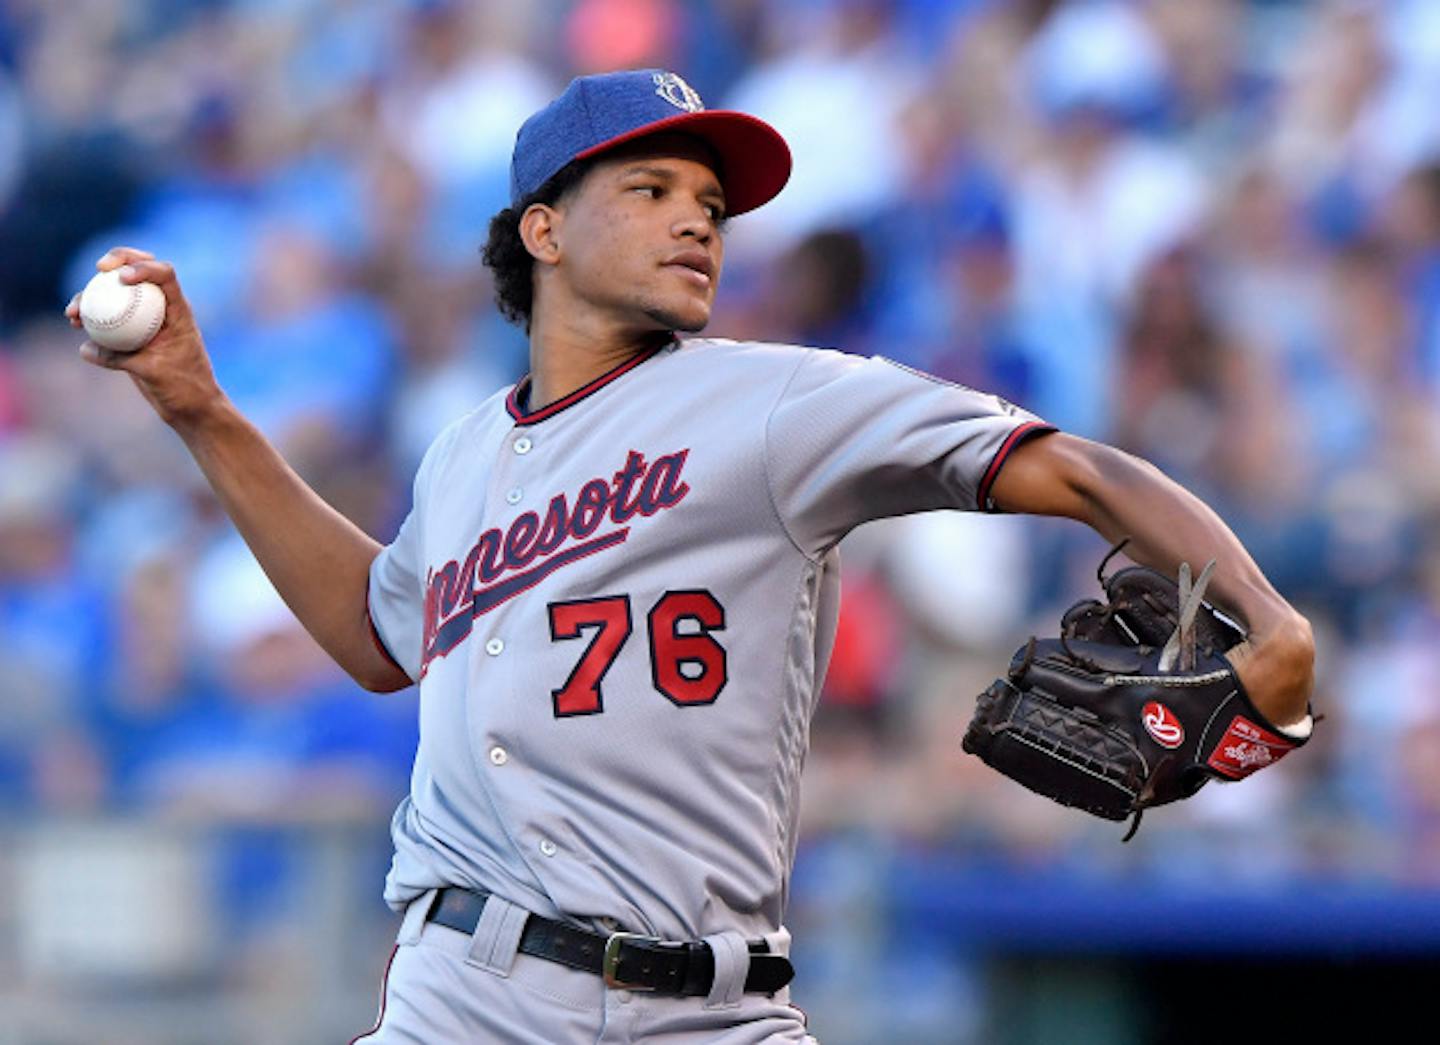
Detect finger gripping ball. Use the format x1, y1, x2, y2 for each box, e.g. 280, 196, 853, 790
79, 269, 166, 352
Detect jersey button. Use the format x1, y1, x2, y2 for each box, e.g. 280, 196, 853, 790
539, 839, 557, 857
513, 436, 533, 455
485, 638, 504, 656
506, 487, 522, 505
488, 746, 508, 766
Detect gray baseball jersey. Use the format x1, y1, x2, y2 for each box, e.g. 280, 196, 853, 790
367, 337, 1051, 943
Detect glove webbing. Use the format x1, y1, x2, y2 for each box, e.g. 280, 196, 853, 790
1157, 558, 1217, 673
1132, 555, 1214, 841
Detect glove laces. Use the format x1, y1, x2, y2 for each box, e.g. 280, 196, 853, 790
1127, 555, 1216, 842
1157, 558, 1217, 673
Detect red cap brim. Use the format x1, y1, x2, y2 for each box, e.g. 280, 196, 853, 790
574, 110, 791, 217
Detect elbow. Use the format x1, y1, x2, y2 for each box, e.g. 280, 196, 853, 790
1080, 440, 1167, 492
355, 607, 414, 692
1051, 437, 1162, 526
351, 655, 415, 694
988, 432, 1162, 521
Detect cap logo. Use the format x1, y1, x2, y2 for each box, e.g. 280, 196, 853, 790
653, 71, 704, 113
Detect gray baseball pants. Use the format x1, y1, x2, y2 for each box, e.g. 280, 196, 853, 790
349, 889, 817, 1043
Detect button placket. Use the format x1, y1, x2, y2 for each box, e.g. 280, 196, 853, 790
467, 427, 527, 836
479, 423, 559, 880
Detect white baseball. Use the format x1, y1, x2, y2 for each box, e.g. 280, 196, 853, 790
79, 269, 167, 353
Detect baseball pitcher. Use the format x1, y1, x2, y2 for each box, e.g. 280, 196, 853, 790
67, 70, 1315, 1044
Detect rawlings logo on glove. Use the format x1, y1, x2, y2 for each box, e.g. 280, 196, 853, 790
1142, 702, 1184, 748
961, 542, 1313, 839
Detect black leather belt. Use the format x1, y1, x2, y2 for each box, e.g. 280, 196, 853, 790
423, 887, 794, 996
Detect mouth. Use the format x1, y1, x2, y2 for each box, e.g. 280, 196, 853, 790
663, 251, 714, 290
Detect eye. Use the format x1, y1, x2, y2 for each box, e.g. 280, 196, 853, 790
631, 184, 662, 198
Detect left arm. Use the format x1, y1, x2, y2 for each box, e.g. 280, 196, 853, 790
990, 432, 1315, 729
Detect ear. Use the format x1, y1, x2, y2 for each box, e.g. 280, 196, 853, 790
519, 203, 563, 266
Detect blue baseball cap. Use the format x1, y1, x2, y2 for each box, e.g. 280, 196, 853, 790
509, 69, 791, 217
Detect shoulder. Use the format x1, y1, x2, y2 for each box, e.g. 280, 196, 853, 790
669, 339, 1013, 404
669, 337, 857, 381
412, 385, 513, 484
672, 336, 827, 364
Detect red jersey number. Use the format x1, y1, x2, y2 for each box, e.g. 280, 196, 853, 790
546, 590, 727, 716
547, 596, 633, 717
648, 590, 727, 706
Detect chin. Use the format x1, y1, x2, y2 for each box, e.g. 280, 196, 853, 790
645, 301, 711, 334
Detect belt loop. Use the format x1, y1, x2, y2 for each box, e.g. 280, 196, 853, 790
465, 892, 528, 976
701, 931, 749, 1010
397, 889, 437, 946
765, 925, 792, 959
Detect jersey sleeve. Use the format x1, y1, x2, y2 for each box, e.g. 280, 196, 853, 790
765, 350, 1055, 557
368, 501, 424, 683
367, 426, 455, 683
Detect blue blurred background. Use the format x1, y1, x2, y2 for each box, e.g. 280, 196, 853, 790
2, 0, 1438, 1041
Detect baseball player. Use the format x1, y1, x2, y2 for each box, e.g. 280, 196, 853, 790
67, 70, 1315, 1043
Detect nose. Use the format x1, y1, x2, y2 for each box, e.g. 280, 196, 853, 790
673, 202, 713, 244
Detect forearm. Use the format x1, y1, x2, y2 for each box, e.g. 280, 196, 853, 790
1080, 452, 1313, 727
1073, 450, 1289, 631
67, 247, 410, 692
176, 400, 410, 692
992, 434, 1314, 725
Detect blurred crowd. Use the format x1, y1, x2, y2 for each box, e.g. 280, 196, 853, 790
4, 0, 1440, 973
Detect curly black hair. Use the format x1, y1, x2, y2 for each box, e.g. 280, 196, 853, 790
481, 160, 595, 332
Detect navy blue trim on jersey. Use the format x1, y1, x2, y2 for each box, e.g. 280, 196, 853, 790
977, 421, 1057, 512
507, 344, 666, 425
422, 531, 630, 673
471, 530, 629, 616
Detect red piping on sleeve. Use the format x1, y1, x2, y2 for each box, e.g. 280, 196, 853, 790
976, 421, 1057, 512
365, 573, 410, 680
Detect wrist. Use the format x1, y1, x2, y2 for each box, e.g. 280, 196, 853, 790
169, 391, 240, 442
1239, 612, 1315, 728
1252, 608, 1314, 660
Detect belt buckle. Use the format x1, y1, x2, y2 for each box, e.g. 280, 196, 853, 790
603, 932, 660, 991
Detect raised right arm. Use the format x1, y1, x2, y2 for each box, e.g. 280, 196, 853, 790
67, 247, 412, 693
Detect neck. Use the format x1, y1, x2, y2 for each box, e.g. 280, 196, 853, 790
525, 303, 672, 412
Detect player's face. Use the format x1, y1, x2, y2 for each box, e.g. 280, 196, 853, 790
558, 135, 727, 334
